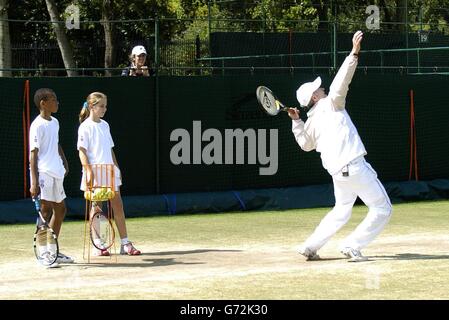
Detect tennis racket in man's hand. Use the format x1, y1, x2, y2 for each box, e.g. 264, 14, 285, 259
256, 86, 296, 116
33, 196, 59, 267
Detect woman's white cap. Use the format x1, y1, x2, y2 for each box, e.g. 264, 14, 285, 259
296, 76, 322, 107
132, 45, 147, 55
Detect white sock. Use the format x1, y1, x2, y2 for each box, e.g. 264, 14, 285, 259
120, 237, 129, 245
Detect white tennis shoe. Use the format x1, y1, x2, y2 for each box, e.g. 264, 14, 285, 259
298, 246, 321, 261
46, 262, 60, 268
39, 251, 60, 268
341, 247, 368, 262
56, 252, 75, 264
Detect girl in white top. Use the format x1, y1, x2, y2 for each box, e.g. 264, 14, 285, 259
77, 92, 141, 256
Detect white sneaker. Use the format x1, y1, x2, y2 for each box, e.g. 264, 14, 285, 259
56, 252, 75, 264
46, 261, 60, 268
39, 252, 59, 268
341, 247, 368, 262
298, 246, 321, 261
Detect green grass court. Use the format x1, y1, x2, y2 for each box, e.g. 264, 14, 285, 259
1, 200, 448, 299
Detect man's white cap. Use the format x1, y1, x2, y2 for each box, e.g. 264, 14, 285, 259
132, 45, 147, 56
296, 76, 322, 107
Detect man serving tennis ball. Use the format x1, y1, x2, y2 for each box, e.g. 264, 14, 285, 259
288, 31, 392, 262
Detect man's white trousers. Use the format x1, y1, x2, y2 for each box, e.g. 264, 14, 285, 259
303, 157, 392, 252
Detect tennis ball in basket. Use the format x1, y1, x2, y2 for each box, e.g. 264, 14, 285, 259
97, 188, 107, 198
107, 189, 115, 199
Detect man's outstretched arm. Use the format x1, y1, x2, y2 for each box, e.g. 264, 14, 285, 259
328, 30, 363, 110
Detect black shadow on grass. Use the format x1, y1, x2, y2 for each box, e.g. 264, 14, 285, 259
370, 253, 449, 261
66, 249, 241, 268
68, 258, 205, 268
315, 257, 348, 261
141, 249, 242, 256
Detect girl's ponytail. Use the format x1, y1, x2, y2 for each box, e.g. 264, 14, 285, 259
79, 92, 107, 123
79, 102, 90, 123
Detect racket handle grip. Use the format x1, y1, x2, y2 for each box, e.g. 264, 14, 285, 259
36, 217, 43, 227
33, 196, 41, 211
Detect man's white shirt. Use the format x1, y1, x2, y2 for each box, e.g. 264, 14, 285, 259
292, 55, 367, 176
29, 115, 65, 179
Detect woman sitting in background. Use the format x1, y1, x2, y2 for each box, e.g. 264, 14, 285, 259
121, 45, 153, 77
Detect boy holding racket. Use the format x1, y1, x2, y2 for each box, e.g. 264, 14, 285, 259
77, 92, 141, 256
288, 31, 392, 262
29, 88, 74, 265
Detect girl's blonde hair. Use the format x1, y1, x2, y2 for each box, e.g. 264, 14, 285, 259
79, 92, 107, 123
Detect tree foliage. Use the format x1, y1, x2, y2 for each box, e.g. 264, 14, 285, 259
5, 0, 449, 74
9, 0, 449, 43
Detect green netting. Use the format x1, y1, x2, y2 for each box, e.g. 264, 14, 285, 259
413, 75, 449, 180
157, 73, 410, 194
0, 79, 25, 200
0, 74, 448, 201
23, 77, 156, 199
208, 32, 449, 74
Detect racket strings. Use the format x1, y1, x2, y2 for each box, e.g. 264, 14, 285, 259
263, 92, 273, 108
256, 86, 283, 116
90, 211, 115, 250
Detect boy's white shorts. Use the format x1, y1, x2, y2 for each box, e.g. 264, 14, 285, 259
35, 172, 66, 203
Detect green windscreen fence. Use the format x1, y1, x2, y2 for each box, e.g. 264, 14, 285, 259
209, 32, 449, 74
413, 75, 449, 180
27, 77, 157, 197
0, 78, 25, 200
1, 73, 448, 201
0, 77, 156, 200
158, 73, 411, 193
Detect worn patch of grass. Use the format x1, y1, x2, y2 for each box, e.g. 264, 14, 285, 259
1, 200, 448, 299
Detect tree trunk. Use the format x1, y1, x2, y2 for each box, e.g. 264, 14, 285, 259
44, 0, 78, 76
0, 0, 12, 77
102, 0, 115, 77
314, 0, 329, 32
396, 0, 407, 33
380, 0, 394, 30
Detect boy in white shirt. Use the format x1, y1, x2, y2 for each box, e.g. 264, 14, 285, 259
288, 31, 392, 262
29, 88, 74, 265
